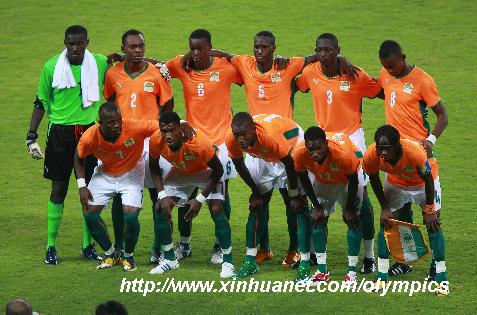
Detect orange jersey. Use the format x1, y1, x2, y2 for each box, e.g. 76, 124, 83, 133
377, 66, 441, 141
77, 119, 158, 176
230, 55, 305, 118
363, 139, 433, 187
104, 62, 173, 120
293, 132, 362, 184
296, 64, 381, 133
226, 114, 301, 163
166, 56, 243, 145
149, 130, 216, 175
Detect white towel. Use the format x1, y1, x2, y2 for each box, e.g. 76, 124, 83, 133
52, 48, 99, 108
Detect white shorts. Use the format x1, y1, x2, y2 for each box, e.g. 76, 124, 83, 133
143, 138, 172, 189
88, 160, 145, 208
348, 127, 368, 185
384, 177, 442, 212
216, 143, 237, 180
312, 174, 365, 217
163, 168, 225, 206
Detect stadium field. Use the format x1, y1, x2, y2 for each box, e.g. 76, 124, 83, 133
1, 0, 476, 313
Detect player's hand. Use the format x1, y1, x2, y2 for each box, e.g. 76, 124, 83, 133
380, 207, 393, 229
289, 196, 301, 211
180, 53, 193, 71
249, 193, 264, 210
184, 199, 202, 221
155, 62, 171, 82
26, 131, 44, 160
180, 122, 196, 141
311, 205, 326, 225
273, 55, 290, 70
337, 55, 359, 80
160, 197, 177, 219
79, 187, 93, 211
421, 139, 434, 158
107, 53, 123, 65
423, 211, 440, 233
342, 209, 360, 230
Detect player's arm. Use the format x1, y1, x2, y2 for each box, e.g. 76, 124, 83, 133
368, 172, 392, 228
297, 171, 326, 224
232, 157, 262, 195
74, 149, 93, 211
210, 49, 235, 62
26, 96, 46, 160
423, 101, 448, 155
343, 172, 360, 229
280, 153, 299, 194
418, 163, 439, 232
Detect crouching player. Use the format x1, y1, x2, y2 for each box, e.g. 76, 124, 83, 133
363, 125, 448, 296
293, 127, 364, 284
74, 101, 158, 271
148, 112, 234, 278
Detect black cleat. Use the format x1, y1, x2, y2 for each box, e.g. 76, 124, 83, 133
81, 243, 103, 261
360, 257, 376, 274
388, 262, 413, 276
45, 246, 58, 265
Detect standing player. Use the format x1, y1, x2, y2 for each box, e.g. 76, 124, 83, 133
26, 25, 108, 264
148, 112, 234, 278
226, 112, 305, 278
104, 29, 174, 262
293, 127, 364, 284
363, 125, 448, 296
164, 29, 243, 264
295, 33, 381, 274
377, 40, 448, 278
74, 102, 158, 271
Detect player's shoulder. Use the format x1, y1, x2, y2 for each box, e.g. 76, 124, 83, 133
106, 61, 124, 74
292, 141, 307, 156
301, 61, 319, 76
401, 139, 426, 156
81, 123, 100, 140
411, 66, 436, 84
91, 53, 108, 65
42, 54, 62, 71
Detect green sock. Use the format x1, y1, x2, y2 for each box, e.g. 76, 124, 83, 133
152, 205, 160, 252
155, 212, 174, 260
124, 212, 140, 254
259, 204, 270, 251
246, 208, 267, 249
428, 229, 447, 282
347, 228, 362, 272
286, 205, 298, 252
224, 193, 232, 220
83, 212, 112, 251
312, 222, 328, 273
359, 196, 375, 240
398, 208, 413, 223
111, 196, 124, 250
297, 208, 311, 255
47, 201, 63, 248
377, 228, 390, 281
213, 211, 232, 263
82, 217, 92, 249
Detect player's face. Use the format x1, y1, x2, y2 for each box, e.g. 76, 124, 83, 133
315, 39, 339, 67
376, 136, 397, 163
160, 122, 183, 149
122, 34, 145, 64
99, 111, 122, 140
232, 125, 257, 150
189, 38, 211, 69
306, 139, 328, 164
253, 36, 275, 64
380, 53, 406, 77
64, 33, 88, 65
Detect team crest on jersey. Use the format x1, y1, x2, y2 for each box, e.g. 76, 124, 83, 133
404, 165, 414, 173
271, 72, 281, 83
403, 83, 413, 94
184, 152, 196, 161
330, 162, 340, 173
124, 138, 135, 147
144, 81, 154, 92
210, 72, 220, 82
340, 81, 350, 91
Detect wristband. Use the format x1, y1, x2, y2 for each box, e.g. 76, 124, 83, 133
77, 178, 86, 189
423, 204, 436, 214
426, 134, 437, 145
157, 190, 167, 200
196, 193, 207, 204
288, 189, 299, 198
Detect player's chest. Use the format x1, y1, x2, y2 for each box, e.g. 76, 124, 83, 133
183, 71, 229, 95
165, 148, 202, 169
114, 75, 157, 95
96, 135, 140, 160
382, 160, 415, 179
383, 79, 420, 109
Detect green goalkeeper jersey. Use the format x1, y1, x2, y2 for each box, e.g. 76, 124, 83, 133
36, 53, 108, 125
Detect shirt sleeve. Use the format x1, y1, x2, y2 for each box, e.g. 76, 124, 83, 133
295, 74, 309, 93
376, 68, 386, 88
155, 72, 174, 105
357, 69, 381, 98
225, 132, 243, 159
413, 149, 432, 176
420, 74, 441, 108
148, 131, 163, 158
77, 132, 93, 158
36, 62, 52, 109
288, 57, 306, 76
165, 56, 182, 79
230, 55, 244, 73
103, 68, 115, 100
362, 145, 380, 175
292, 146, 308, 173
198, 136, 216, 162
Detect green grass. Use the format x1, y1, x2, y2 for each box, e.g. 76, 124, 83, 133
1, 0, 476, 314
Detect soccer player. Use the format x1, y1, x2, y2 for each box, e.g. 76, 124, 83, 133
293, 127, 364, 284
74, 101, 158, 271
377, 40, 448, 278
104, 29, 174, 263
148, 112, 234, 278
363, 125, 448, 296
295, 33, 381, 274
164, 29, 243, 264
26, 25, 108, 264
226, 112, 306, 278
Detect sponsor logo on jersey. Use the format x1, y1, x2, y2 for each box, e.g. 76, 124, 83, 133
210, 72, 220, 82
271, 72, 281, 83
340, 81, 350, 91
185, 152, 196, 161
124, 138, 135, 147
403, 83, 413, 94
144, 81, 154, 92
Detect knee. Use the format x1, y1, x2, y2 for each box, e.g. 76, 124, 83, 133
50, 181, 69, 204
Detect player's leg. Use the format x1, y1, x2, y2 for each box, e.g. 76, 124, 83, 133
110, 195, 124, 251
44, 180, 68, 265
209, 198, 234, 278
279, 188, 300, 268
295, 198, 312, 282
175, 188, 196, 261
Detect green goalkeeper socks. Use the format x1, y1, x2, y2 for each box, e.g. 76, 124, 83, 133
81, 217, 92, 249
124, 212, 140, 254
83, 212, 112, 251
47, 201, 63, 248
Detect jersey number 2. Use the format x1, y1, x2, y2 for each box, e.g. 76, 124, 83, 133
130, 93, 137, 108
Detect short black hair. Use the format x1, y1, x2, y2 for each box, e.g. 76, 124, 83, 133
122, 29, 144, 45
374, 125, 400, 146
232, 112, 254, 129
6, 299, 33, 315
190, 29, 211, 45
316, 33, 339, 48
304, 126, 326, 142
379, 40, 403, 59
98, 101, 120, 118
254, 31, 275, 45
159, 111, 181, 125
65, 25, 87, 40
96, 300, 128, 315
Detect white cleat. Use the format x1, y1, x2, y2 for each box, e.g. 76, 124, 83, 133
220, 262, 235, 278
210, 245, 223, 264
174, 244, 192, 261
150, 259, 179, 275
344, 271, 358, 287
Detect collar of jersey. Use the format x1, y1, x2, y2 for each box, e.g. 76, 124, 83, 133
124, 62, 148, 79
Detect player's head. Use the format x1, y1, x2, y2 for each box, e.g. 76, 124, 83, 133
374, 125, 401, 163
379, 40, 407, 77
304, 126, 328, 163
159, 111, 183, 150
189, 29, 212, 69
121, 29, 145, 64
96, 300, 128, 315
315, 33, 340, 67
6, 299, 33, 315
232, 112, 257, 150
98, 101, 122, 140
64, 25, 89, 66
254, 31, 276, 63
